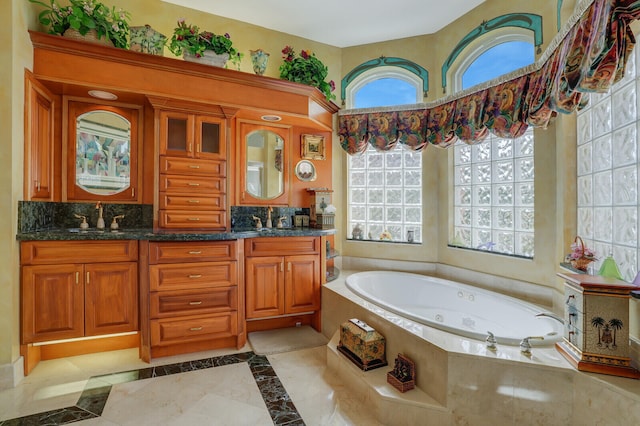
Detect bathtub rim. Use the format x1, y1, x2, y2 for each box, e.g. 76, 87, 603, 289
344, 270, 563, 346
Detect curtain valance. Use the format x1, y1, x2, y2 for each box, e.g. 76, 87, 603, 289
338, 0, 640, 155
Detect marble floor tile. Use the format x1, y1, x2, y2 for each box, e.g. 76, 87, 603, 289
0, 345, 381, 426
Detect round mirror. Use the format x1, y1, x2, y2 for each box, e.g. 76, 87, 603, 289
75, 110, 131, 195
245, 129, 284, 199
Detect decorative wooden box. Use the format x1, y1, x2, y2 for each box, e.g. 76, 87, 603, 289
556, 273, 640, 379
387, 353, 416, 393
338, 318, 387, 371
315, 213, 335, 229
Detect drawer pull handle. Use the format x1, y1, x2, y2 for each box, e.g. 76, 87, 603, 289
188, 274, 202, 279
189, 165, 201, 169
188, 250, 202, 254
187, 183, 200, 187
189, 327, 203, 331
188, 200, 200, 203
188, 217, 201, 221
189, 301, 203, 305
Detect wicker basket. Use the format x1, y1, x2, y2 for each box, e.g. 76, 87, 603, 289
63, 28, 113, 47
570, 236, 594, 271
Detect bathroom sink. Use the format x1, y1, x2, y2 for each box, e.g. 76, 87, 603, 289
67, 228, 107, 233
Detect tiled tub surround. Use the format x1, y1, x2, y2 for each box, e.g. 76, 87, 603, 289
323, 260, 640, 425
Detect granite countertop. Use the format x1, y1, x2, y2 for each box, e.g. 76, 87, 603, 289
16, 227, 336, 242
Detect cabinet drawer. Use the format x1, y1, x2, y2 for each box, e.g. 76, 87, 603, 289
149, 241, 237, 263
151, 312, 237, 346
150, 287, 237, 318
159, 174, 225, 194
158, 210, 226, 229
159, 156, 226, 176
149, 261, 237, 291
245, 236, 319, 256
21, 240, 138, 265
159, 193, 225, 210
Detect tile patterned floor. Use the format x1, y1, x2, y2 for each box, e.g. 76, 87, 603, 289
0, 346, 382, 426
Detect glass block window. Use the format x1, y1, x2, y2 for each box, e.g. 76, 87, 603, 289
576, 43, 639, 281
347, 144, 422, 242
451, 129, 535, 257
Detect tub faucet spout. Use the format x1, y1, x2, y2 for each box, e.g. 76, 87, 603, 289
535, 312, 564, 324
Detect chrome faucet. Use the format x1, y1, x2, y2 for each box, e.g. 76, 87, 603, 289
95, 201, 105, 229
520, 336, 544, 356
485, 331, 497, 351
266, 206, 273, 228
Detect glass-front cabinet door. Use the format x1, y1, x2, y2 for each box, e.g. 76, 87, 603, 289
159, 110, 226, 160
65, 101, 141, 202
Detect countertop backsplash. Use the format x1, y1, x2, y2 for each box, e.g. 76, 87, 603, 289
19, 201, 153, 233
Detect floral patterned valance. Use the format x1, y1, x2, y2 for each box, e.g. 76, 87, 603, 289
338, 0, 640, 155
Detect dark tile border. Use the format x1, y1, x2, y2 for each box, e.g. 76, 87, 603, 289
0, 351, 304, 426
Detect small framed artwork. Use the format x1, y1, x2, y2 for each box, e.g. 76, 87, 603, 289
301, 134, 325, 160
294, 159, 317, 182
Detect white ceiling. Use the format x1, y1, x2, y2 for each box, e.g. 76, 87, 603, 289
163, 0, 486, 48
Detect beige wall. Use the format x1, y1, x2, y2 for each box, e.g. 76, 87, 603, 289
3, 0, 579, 380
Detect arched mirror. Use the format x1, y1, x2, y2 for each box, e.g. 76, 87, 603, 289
66, 101, 140, 202
240, 123, 291, 206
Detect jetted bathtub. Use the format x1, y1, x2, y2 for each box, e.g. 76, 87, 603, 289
345, 271, 563, 346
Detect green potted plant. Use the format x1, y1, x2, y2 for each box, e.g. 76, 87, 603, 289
279, 46, 336, 101
28, 0, 131, 49
168, 19, 242, 69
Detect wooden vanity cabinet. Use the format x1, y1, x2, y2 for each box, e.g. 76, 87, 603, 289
145, 240, 244, 359
24, 70, 60, 201
20, 240, 138, 343
154, 102, 229, 230
244, 237, 321, 331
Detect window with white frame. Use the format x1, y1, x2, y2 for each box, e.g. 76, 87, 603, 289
346, 67, 423, 243
449, 33, 536, 257
576, 42, 639, 281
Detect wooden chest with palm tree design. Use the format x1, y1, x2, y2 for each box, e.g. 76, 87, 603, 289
556, 273, 640, 379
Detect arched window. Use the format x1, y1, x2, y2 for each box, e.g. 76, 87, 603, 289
449, 31, 536, 258
345, 66, 423, 108
451, 30, 535, 92
345, 65, 424, 243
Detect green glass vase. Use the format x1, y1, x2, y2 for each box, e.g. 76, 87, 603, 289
598, 255, 624, 280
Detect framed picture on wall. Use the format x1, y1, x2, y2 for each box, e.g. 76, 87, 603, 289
301, 134, 325, 160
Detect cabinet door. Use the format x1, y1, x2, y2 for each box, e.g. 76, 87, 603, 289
24, 70, 59, 201
21, 264, 84, 343
245, 256, 285, 319
159, 110, 194, 157
284, 254, 320, 314
84, 262, 138, 336
195, 115, 226, 159
66, 101, 140, 202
